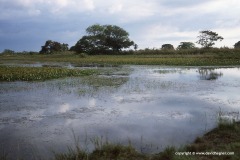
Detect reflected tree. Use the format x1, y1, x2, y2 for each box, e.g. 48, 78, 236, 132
198, 68, 223, 80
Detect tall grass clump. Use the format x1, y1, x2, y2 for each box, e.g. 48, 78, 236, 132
54, 134, 146, 160
0, 66, 97, 81
151, 147, 176, 160
54, 147, 88, 160
217, 109, 239, 131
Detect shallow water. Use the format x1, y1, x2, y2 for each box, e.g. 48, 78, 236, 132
0, 65, 240, 159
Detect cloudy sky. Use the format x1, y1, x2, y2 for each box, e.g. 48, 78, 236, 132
0, 0, 240, 52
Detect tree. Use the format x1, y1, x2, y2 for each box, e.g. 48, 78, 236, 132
134, 44, 138, 51
74, 35, 106, 54
196, 30, 223, 48
234, 41, 240, 49
161, 44, 174, 50
104, 25, 134, 52
177, 42, 196, 50
73, 24, 135, 54
1, 49, 15, 55
40, 40, 69, 54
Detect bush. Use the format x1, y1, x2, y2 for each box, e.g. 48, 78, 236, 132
1, 49, 15, 55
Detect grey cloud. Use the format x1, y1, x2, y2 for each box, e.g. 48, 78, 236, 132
0, 0, 240, 51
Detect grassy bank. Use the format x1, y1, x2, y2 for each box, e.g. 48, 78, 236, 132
183, 119, 240, 160
0, 66, 97, 81
54, 121, 240, 160
1, 52, 240, 66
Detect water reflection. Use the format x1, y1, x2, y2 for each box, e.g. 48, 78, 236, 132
154, 69, 182, 74
198, 68, 223, 80
0, 66, 240, 160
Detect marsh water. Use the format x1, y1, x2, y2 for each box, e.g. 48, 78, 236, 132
0, 65, 240, 159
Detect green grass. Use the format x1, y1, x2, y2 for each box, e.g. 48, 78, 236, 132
0, 66, 97, 81
1, 51, 240, 66
184, 121, 240, 160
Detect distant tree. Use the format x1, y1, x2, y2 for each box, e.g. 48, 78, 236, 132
234, 41, 240, 49
40, 40, 69, 54
73, 24, 135, 54
161, 44, 174, 50
1, 49, 15, 55
134, 44, 138, 51
220, 46, 230, 49
177, 42, 196, 50
196, 30, 223, 48
61, 43, 69, 51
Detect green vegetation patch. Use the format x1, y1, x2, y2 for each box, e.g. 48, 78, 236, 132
1, 53, 240, 66
81, 76, 129, 88
0, 66, 97, 81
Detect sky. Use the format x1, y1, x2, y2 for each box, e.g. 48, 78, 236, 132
0, 0, 240, 52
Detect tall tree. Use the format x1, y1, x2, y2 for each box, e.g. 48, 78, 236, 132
73, 24, 135, 54
196, 30, 223, 48
177, 42, 196, 50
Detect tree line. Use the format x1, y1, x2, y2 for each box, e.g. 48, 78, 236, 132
2, 24, 240, 55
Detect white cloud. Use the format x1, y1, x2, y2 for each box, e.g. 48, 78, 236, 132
47, 0, 95, 14
55, 0, 69, 7
119, 2, 157, 22
93, 0, 159, 22
108, 3, 123, 14
0, 0, 96, 17
83, 0, 95, 10
145, 24, 179, 39
200, 0, 240, 14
